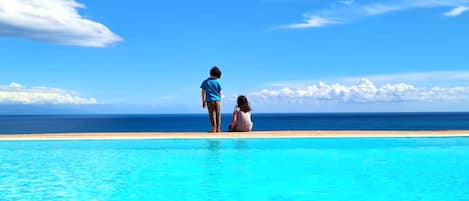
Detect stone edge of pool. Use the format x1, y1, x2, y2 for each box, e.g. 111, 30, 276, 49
0, 131, 468, 141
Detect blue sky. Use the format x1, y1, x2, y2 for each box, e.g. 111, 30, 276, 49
1, 0, 469, 113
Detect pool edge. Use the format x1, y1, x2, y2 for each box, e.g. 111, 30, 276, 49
1, 131, 468, 141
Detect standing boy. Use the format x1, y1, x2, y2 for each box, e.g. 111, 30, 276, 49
201, 66, 222, 132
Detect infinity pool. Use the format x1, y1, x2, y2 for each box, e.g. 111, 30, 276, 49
0, 137, 468, 201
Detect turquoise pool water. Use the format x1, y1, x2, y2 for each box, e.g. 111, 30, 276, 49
0, 138, 468, 201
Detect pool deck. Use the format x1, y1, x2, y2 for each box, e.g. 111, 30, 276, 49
0, 131, 468, 141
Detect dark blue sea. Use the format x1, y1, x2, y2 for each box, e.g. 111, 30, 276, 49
1, 113, 469, 134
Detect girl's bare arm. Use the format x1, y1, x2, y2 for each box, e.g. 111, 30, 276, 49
230, 111, 237, 130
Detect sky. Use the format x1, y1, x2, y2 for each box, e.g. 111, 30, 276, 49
1, 0, 469, 113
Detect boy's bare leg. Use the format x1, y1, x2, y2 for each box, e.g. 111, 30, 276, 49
215, 101, 221, 132
207, 102, 217, 132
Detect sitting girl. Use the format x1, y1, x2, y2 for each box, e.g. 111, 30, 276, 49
229, 95, 253, 132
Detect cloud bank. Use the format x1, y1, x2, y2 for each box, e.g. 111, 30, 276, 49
250, 78, 469, 103
0, 82, 96, 104
281, 0, 469, 28
0, 0, 122, 47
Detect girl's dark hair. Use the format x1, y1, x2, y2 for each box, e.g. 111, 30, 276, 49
210, 66, 222, 78
237, 95, 251, 113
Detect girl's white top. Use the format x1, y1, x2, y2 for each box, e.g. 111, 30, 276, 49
234, 107, 253, 131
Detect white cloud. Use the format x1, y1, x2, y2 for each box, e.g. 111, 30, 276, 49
280, 16, 339, 29
340, 0, 355, 5
444, 6, 469, 16
251, 78, 469, 103
281, 0, 469, 29
0, 0, 122, 47
360, 0, 469, 16
362, 4, 400, 15
8, 82, 22, 88
0, 82, 97, 104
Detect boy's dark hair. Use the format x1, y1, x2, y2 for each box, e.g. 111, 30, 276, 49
237, 95, 251, 113
210, 66, 222, 79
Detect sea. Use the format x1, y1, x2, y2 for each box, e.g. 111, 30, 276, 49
0, 112, 468, 134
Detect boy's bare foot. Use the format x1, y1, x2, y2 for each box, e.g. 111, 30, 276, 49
216, 129, 221, 133
209, 128, 217, 133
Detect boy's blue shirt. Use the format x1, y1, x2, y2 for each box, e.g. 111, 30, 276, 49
201, 78, 222, 102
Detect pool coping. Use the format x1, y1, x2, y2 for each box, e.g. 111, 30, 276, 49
0, 131, 468, 141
